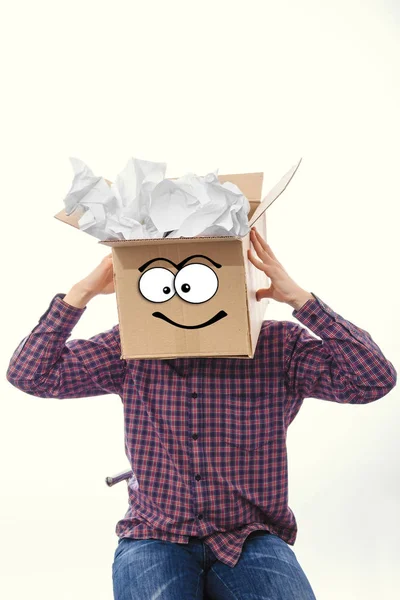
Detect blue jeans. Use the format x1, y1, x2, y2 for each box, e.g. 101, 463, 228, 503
112, 531, 317, 599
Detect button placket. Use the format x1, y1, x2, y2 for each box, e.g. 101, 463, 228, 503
189, 388, 204, 523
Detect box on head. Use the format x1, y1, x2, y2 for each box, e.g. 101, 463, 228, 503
55, 160, 301, 359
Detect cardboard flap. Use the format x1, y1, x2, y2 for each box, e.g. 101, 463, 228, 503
54, 205, 84, 229
249, 158, 302, 227
216, 172, 263, 201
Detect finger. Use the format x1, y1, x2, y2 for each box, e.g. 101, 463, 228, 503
251, 227, 274, 256
256, 287, 274, 301
251, 228, 281, 265
250, 230, 271, 262
247, 248, 270, 274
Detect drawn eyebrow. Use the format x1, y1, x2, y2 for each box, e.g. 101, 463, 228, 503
138, 255, 222, 272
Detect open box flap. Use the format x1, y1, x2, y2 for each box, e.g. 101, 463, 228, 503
249, 158, 302, 228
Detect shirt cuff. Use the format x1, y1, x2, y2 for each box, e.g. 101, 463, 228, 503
292, 292, 338, 331
37, 293, 87, 331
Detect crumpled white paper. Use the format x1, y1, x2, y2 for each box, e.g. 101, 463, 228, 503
62, 157, 251, 240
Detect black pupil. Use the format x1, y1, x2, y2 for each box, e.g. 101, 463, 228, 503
181, 284, 190, 293
163, 286, 170, 294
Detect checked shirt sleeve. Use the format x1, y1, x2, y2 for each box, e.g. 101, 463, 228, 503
6, 293, 126, 399
283, 292, 397, 421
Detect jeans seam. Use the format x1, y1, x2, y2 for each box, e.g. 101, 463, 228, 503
195, 569, 204, 599
209, 566, 240, 600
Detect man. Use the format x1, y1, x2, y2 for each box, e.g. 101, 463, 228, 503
6, 226, 396, 599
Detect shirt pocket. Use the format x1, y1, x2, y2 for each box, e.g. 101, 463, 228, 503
220, 397, 280, 452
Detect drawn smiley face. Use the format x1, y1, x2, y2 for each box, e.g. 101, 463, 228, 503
138, 254, 228, 329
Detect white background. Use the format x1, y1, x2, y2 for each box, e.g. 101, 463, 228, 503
1, 1, 399, 598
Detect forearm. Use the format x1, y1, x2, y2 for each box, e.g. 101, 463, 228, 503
6, 292, 124, 398
63, 285, 96, 309
287, 290, 314, 311
285, 293, 397, 405
6, 294, 86, 390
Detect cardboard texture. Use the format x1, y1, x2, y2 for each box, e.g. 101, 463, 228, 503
55, 161, 301, 359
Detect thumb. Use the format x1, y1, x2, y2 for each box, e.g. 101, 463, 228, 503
256, 287, 274, 301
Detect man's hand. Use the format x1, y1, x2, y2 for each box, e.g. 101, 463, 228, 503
64, 253, 115, 309
247, 226, 313, 311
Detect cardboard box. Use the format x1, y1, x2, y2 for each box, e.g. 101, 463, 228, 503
55, 161, 301, 359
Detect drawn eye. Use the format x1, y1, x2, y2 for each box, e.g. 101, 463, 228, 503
174, 263, 219, 304
138, 267, 176, 303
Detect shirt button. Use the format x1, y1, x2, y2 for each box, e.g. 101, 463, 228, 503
197, 513, 204, 520
54, 311, 60, 317
191, 392, 198, 398
192, 433, 198, 440
195, 474, 201, 481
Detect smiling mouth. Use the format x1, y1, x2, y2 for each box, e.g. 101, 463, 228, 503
152, 310, 228, 329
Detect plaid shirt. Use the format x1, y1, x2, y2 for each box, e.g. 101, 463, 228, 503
6, 292, 396, 568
